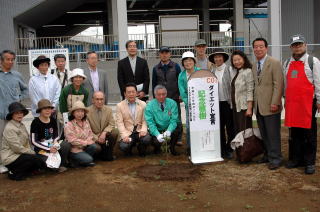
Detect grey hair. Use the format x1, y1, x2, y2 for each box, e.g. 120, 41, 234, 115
125, 40, 137, 48
0, 50, 16, 61
154, 84, 167, 94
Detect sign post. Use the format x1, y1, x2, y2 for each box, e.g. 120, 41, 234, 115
188, 70, 223, 164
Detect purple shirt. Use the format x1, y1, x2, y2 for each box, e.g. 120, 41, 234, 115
89, 68, 99, 92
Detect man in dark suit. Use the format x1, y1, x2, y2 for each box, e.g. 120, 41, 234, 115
117, 40, 150, 101
83, 51, 108, 105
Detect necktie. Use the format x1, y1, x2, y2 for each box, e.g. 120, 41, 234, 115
160, 103, 164, 111
257, 61, 262, 76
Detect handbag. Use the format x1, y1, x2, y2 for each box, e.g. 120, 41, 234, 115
236, 127, 264, 163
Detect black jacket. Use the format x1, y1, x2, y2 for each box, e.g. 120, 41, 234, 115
117, 56, 150, 99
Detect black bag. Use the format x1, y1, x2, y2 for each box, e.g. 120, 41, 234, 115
236, 128, 264, 163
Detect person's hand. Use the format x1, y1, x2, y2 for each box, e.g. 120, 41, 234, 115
157, 134, 165, 143
123, 136, 131, 143
138, 91, 145, 98
139, 131, 147, 137
50, 147, 58, 153
317, 103, 320, 113
270, 104, 279, 113
245, 108, 253, 117
178, 96, 182, 103
163, 131, 171, 138
98, 132, 107, 144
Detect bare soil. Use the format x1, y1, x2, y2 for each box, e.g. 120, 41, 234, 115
0, 127, 319, 212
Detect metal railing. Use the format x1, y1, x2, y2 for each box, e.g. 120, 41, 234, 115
15, 31, 244, 63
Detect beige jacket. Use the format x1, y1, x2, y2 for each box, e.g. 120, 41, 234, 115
116, 99, 148, 139
231, 68, 254, 112
87, 105, 115, 141
252, 55, 284, 116
0, 120, 35, 165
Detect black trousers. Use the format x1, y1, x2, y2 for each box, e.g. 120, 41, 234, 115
232, 108, 252, 135
174, 99, 183, 141
6, 154, 46, 180
256, 107, 282, 165
289, 100, 318, 166
219, 101, 235, 156
96, 129, 118, 161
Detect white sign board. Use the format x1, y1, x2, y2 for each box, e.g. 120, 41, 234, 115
188, 76, 222, 164
28, 49, 70, 76
159, 15, 199, 47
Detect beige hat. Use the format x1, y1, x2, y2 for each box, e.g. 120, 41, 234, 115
69, 68, 87, 80
36, 99, 54, 113
70, 101, 88, 115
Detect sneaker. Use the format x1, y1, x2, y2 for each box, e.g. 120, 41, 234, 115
0, 165, 8, 174
305, 165, 315, 175
58, 166, 68, 173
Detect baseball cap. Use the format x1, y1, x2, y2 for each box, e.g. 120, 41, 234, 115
195, 39, 207, 46
159, 46, 170, 52
290, 34, 306, 46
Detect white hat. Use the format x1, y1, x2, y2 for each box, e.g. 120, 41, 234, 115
69, 68, 87, 80
182, 51, 195, 59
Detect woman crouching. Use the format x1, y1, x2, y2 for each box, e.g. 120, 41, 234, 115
1, 102, 46, 180
64, 101, 98, 167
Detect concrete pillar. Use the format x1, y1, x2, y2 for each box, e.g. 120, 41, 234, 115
314, 0, 320, 56
233, 0, 244, 51
111, 0, 128, 59
268, 0, 282, 60
202, 0, 210, 32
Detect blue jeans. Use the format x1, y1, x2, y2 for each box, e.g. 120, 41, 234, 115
71, 144, 97, 166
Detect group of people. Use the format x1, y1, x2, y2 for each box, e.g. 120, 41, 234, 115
0, 34, 319, 181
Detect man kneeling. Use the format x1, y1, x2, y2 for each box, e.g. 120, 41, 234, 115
145, 85, 179, 156
116, 83, 152, 156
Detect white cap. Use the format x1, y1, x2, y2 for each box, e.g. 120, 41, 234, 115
182, 51, 195, 59
69, 68, 87, 80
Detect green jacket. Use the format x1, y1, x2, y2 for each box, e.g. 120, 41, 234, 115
59, 84, 89, 113
144, 98, 178, 137
178, 67, 201, 107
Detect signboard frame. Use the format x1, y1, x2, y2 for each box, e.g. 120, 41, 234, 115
28, 48, 70, 77
188, 70, 223, 164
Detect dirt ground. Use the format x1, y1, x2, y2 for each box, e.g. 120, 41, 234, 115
0, 127, 319, 212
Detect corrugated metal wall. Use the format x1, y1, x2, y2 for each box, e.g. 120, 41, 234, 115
281, 0, 314, 44
0, 0, 44, 50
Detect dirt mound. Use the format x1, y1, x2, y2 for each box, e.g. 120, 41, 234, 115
135, 163, 202, 181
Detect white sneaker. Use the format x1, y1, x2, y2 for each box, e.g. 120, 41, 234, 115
0, 165, 8, 174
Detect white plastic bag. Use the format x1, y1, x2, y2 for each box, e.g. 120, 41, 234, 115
46, 152, 61, 169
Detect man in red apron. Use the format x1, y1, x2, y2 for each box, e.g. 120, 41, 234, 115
284, 34, 320, 175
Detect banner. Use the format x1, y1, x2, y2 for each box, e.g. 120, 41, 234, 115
28, 49, 70, 76
188, 75, 222, 164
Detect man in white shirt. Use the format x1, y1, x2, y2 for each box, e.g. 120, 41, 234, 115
194, 39, 212, 71
51, 54, 69, 89
283, 34, 320, 174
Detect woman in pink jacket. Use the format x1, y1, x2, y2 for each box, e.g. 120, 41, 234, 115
64, 101, 98, 167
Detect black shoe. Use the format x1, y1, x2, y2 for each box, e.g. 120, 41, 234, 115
8, 171, 26, 181
223, 152, 233, 159
154, 147, 161, 154
186, 148, 191, 156
87, 162, 96, 167
170, 149, 179, 156
268, 163, 281, 170
257, 157, 269, 164
305, 165, 315, 175
285, 161, 302, 169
